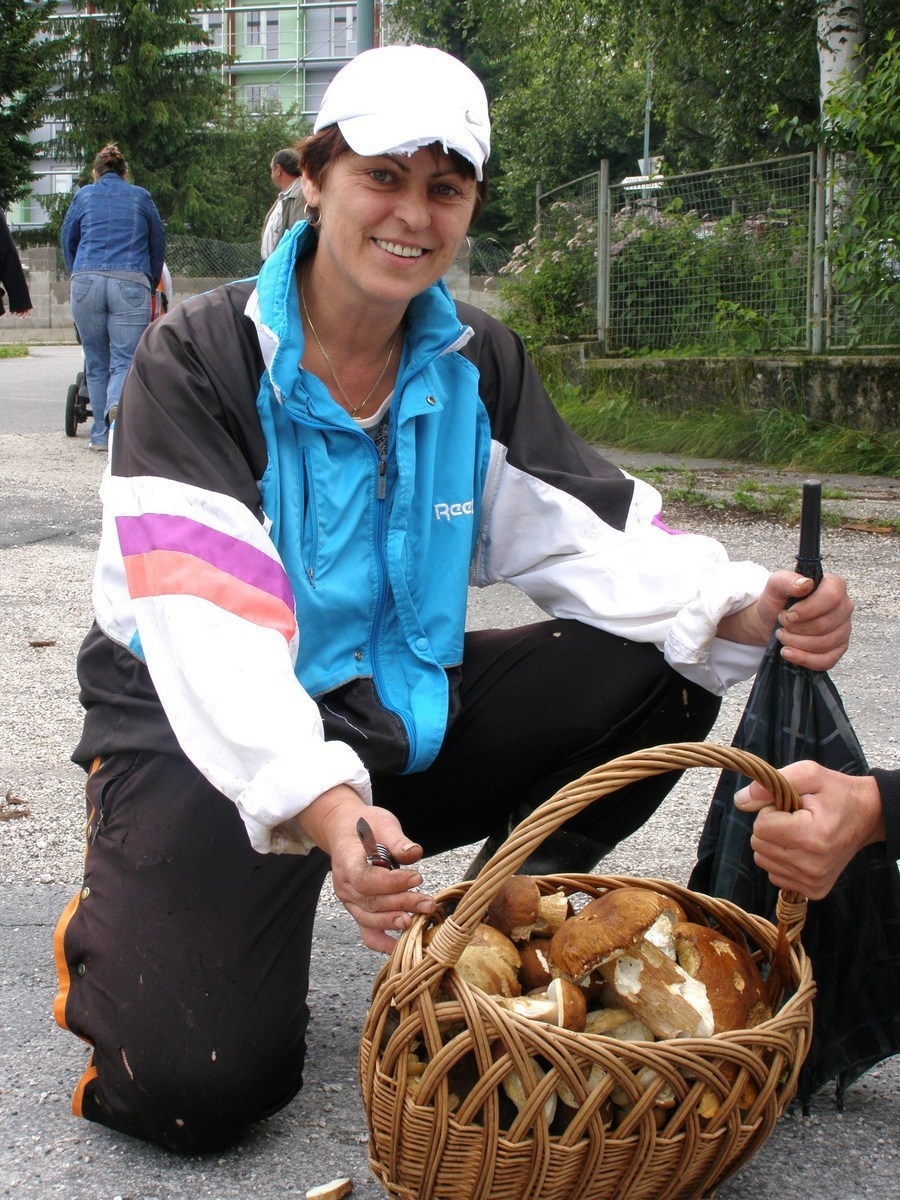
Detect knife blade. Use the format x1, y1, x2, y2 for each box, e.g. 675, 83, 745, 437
356, 816, 400, 870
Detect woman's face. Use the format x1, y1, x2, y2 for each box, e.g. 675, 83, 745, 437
302, 145, 477, 309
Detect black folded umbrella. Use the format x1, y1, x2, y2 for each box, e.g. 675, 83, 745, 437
690, 482, 900, 1105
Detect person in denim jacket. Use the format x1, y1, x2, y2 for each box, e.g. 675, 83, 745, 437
61, 144, 165, 450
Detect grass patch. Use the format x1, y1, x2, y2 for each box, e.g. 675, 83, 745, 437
549, 379, 900, 478
0, 344, 28, 359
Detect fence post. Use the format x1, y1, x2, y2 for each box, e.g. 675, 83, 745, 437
811, 144, 827, 355
597, 160, 609, 355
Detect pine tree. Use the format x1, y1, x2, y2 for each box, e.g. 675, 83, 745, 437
0, 0, 70, 208
52, 0, 229, 226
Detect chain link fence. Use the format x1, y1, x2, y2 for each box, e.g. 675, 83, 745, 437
530, 151, 899, 354
24, 154, 897, 355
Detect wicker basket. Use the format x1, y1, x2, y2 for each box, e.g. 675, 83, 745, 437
358, 743, 816, 1200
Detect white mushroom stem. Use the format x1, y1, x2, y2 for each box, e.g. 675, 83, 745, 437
501, 1058, 558, 1126
494, 994, 559, 1023
305, 1180, 353, 1200
600, 941, 715, 1039
533, 890, 570, 936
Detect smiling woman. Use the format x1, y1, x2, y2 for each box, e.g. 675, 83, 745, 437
51, 43, 854, 1156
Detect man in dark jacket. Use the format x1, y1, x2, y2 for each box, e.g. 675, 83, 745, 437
0, 212, 32, 318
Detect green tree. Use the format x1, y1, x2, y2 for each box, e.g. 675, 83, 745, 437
0, 0, 70, 208
820, 28, 900, 317
51, 0, 229, 226
186, 100, 311, 242
390, 0, 896, 245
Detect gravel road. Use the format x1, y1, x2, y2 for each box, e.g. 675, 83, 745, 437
0, 344, 897, 1199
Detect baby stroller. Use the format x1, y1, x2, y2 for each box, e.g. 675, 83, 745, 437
64, 264, 171, 438
64, 333, 92, 437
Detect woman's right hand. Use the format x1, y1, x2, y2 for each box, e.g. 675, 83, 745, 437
298, 785, 436, 953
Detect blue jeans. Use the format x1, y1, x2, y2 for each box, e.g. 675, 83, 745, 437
71, 273, 151, 445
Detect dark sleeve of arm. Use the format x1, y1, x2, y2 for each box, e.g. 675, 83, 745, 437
0, 215, 32, 311
113, 280, 267, 508
871, 768, 900, 861
456, 301, 635, 531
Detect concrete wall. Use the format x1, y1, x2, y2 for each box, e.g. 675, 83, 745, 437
545, 345, 900, 435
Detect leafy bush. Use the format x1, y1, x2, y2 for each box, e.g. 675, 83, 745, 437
608, 202, 807, 353
496, 192, 810, 354
497, 200, 598, 350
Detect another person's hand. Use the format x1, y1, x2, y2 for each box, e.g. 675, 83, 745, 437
734, 760, 885, 899
717, 570, 853, 670
298, 784, 436, 952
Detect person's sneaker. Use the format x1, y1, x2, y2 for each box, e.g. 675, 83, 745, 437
88, 441, 108, 452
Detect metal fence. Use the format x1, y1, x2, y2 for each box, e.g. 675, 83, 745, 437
533, 150, 899, 354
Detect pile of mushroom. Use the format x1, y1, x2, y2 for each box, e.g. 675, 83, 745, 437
409, 877, 772, 1131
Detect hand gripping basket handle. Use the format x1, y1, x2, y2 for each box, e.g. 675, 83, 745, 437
418, 742, 806, 1005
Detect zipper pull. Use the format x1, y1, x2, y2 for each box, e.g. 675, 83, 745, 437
377, 454, 387, 500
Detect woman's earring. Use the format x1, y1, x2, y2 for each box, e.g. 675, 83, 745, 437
304, 202, 321, 229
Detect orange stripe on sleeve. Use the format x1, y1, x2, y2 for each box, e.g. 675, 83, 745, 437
123, 548, 296, 642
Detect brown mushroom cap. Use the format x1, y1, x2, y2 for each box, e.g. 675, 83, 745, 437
518, 937, 554, 992
547, 977, 588, 1031
672, 922, 768, 1033
455, 924, 522, 998
549, 887, 686, 981
486, 876, 542, 942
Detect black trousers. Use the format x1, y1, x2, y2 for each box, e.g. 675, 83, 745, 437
54, 619, 719, 1152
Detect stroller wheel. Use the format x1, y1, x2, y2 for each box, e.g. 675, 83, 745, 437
65, 383, 79, 437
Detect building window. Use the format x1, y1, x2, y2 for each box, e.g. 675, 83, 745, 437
246, 10, 261, 46
244, 83, 279, 112
265, 9, 279, 58
332, 6, 356, 56
207, 12, 223, 48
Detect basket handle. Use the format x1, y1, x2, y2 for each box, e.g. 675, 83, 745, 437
422, 742, 806, 989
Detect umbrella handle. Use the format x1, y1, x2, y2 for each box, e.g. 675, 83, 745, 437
795, 480, 823, 586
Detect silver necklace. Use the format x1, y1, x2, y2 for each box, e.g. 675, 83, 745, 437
300, 276, 398, 419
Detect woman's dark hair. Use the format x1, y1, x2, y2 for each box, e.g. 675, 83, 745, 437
93, 143, 127, 177
271, 147, 302, 178
299, 125, 488, 224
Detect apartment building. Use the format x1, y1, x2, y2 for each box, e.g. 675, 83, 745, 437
10, 0, 382, 230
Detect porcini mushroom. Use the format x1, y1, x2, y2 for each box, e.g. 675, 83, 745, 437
548, 887, 714, 1040
518, 937, 554, 992
673, 922, 771, 1032
455, 924, 522, 998
305, 1180, 352, 1200
486, 876, 542, 942
533, 889, 572, 937
548, 887, 686, 984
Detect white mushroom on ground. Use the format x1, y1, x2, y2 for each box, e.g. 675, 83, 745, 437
305, 1180, 352, 1200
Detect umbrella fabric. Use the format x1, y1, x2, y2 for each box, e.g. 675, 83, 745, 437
690, 629, 900, 1104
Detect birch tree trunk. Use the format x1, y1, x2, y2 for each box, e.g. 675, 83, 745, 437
817, 2, 867, 340
818, 1, 866, 117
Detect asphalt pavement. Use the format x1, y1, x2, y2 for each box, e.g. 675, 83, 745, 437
1, 344, 897, 1200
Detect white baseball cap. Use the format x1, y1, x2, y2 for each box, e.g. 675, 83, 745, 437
313, 45, 491, 181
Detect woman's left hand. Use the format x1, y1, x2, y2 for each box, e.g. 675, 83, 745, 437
299, 786, 436, 953
718, 570, 853, 670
